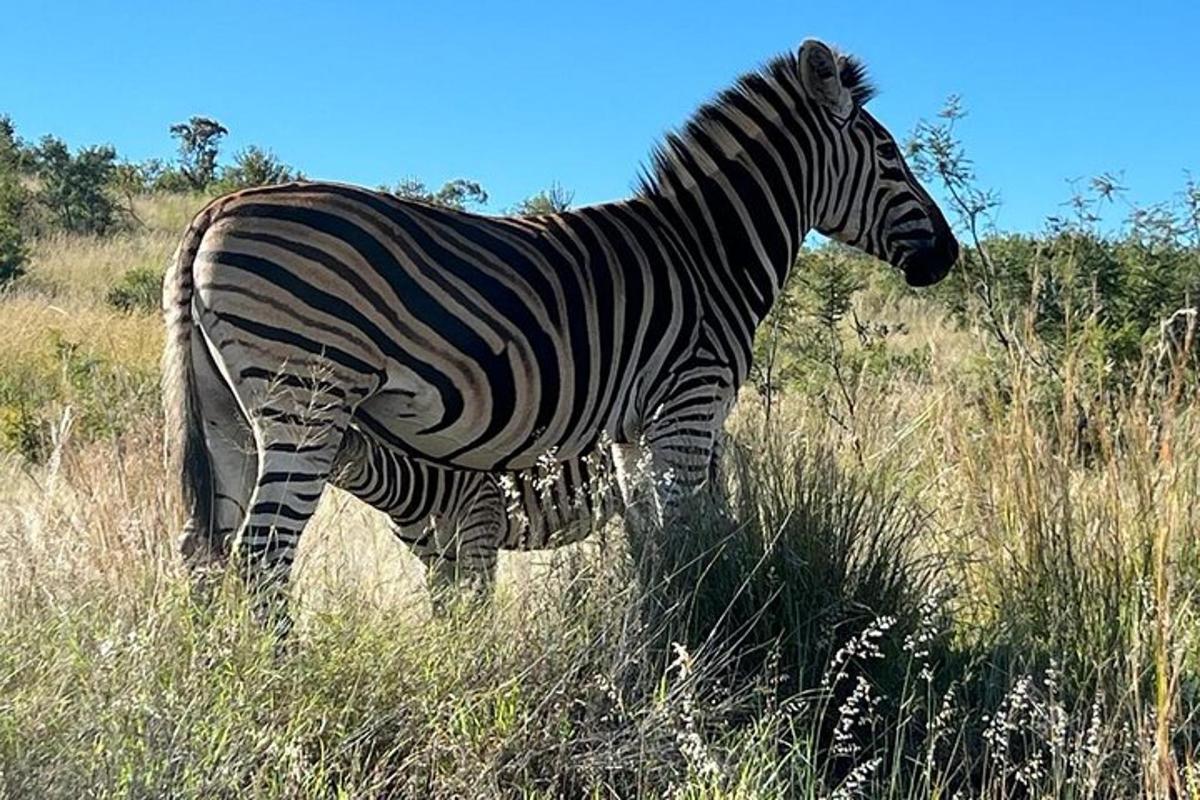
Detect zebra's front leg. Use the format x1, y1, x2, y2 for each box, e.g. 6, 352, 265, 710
612, 426, 730, 538
611, 441, 662, 543
423, 536, 498, 615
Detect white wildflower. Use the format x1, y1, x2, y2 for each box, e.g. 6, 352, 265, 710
822, 615, 896, 692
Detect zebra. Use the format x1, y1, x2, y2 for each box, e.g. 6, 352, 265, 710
327, 423, 728, 602
163, 39, 958, 627
328, 424, 622, 599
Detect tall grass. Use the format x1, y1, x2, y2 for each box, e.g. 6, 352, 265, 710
21, 192, 203, 302
2, 192, 1199, 796
2, 339, 1198, 797
0, 191, 187, 458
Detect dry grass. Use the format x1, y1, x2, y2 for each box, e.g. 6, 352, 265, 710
0, 294, 160, 371
22, 192, 207, 302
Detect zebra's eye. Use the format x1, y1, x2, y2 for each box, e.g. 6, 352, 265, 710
877, 142, 899, 161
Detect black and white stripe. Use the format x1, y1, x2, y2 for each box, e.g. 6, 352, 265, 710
329, 425, 620, 595
163, 39, 957, 622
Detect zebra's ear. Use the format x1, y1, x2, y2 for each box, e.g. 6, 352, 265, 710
799, 39, 853, 121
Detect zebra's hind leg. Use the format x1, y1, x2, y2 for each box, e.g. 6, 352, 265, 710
396, 516, 499, 615
235, 401, 350, 637
395, 474, 504, 614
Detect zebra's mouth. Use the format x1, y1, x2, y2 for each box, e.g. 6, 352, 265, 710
900, 235, 959, 287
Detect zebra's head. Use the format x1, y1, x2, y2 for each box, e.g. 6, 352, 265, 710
798, 40, 958, 287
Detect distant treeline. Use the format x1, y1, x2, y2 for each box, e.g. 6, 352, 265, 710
0, 113, 574, 288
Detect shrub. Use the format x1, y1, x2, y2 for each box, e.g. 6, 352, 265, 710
910, 98, 1200, 386
216, 146, 300, 191
385, 177, 488, 210
512, 182, 574, 215
105, 267, 162, 313
148, 164, 196, 194
29, 135, 122, 235
0, 402, 41, 460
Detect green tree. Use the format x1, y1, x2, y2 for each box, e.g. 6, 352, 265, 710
0, 116, 30, 287
0, 211, 25, 288
169, 116, 228, 189
0, 115, 30, 173
30, 136, 120, 235
513, 182, 573, 215
217, 146, 301, 190
386, 177, 488, 210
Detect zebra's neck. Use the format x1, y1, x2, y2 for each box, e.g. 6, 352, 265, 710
636, 56, 820, 344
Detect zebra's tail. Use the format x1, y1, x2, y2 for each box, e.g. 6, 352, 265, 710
162, 202, 219, 561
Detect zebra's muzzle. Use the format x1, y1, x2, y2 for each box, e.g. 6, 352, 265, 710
902, 233, 959, 287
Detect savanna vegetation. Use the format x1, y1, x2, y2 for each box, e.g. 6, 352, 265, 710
0, 102, 1198, 798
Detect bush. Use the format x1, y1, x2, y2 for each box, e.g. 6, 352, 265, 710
907, 98, 1200, 391
512, 182, 574, 215
29, 135, 122, 235
216, 146, 300, 191
385, 177, 488, 210
148, 164, 196, 194
105, 267, 162, 313
0, 207, 25, 289
0, 401, 41, 460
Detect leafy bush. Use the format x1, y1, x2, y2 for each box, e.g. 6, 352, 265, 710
909, 99, 1200, 385
110, 156, 193, 195
0, 401, 41, 460
148, 164, 196, 194
385, 177, 488, 210
28, 135, 122, 235
215, 146, 300, 191
105, 266, 162, 313
512, 182, 574, 215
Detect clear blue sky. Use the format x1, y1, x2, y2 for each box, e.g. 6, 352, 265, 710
3, 1, 1196, 232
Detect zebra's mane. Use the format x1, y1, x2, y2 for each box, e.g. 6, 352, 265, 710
636, 48, 876, 197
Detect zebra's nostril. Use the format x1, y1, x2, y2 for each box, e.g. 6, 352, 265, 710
902, 235, 958, 287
